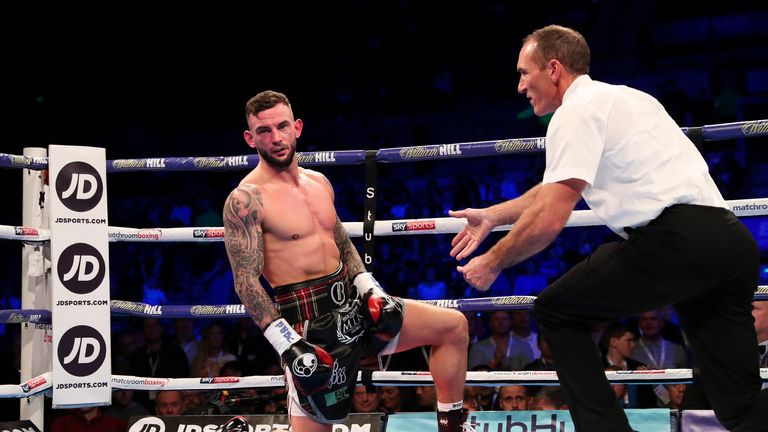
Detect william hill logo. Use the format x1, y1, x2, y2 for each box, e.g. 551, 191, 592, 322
391, 220, 436, 232
297, 152, 337, 164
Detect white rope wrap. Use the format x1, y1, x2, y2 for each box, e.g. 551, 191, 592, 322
1, 368, 729, 398
2, 198, 767, 242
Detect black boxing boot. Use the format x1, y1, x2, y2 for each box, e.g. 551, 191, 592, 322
437, 408, 475, 432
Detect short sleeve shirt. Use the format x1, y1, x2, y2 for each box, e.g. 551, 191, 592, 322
542, 75, 727, 237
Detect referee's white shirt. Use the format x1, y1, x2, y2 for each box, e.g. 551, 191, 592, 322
542, 75, 727, 237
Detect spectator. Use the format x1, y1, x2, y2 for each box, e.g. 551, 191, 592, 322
409, 266, 448, 300
191, 322, 238, 378
128, 318, 189, 411
104, 388, 150, 422
532, 387, 568, 411
497, 385, 532, 411
415, 385, 437, 410
155, 390, 185, 416
50, 407, 127, 432
754, 300, 768, 389
511, 310, 540, 359
352, 385, 381, 413
666, 384, 687, 410
469, 311, 533, 370
172, 318, 200, 368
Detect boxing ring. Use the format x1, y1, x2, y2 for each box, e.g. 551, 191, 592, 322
1, 118, 768, 431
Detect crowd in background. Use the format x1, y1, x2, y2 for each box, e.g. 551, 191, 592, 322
0, 3, 767, 430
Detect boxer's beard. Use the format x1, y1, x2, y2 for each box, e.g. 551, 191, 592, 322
257, 143, 296, 168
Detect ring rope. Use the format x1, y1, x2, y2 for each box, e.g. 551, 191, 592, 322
1, 198, 767, 244
0, 369, 710, 399
5, 288, 768, 325
1, 119, 766, 171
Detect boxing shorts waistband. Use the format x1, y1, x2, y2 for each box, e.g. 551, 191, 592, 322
274, 262, 352, 325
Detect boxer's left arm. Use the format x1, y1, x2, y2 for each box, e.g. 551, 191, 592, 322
333, 216, 366, 278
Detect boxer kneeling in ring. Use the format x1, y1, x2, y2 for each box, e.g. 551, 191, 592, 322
223, 90, 471, 432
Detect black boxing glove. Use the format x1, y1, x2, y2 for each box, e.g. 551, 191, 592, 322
353, 272, 403, 341
263, 318, 334, 395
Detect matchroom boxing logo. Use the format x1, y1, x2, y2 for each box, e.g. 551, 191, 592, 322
57, 243, 106, 295
55, 161, 104, 212
57, 325, 106, 376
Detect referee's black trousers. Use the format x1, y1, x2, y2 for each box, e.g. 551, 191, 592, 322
534, 204, 766, 432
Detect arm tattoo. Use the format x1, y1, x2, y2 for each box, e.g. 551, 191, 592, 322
334, 217, 366, 277
223, 185, 278, 329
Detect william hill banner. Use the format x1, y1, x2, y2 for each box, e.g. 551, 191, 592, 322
49, 145, 111, 407
128, 413, 384, 432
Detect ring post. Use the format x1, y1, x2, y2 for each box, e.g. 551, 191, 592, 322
20, 147, 51, 429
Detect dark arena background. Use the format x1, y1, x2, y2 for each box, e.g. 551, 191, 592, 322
1, 2, 767, 431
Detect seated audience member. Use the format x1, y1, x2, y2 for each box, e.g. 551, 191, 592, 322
379, 386, 407, 413
463, 386, 480, 412
415, 385, 438, 410
181, 390, 207, 414
754, 300, 768, 389
191, 322, 238, 378
353, 385, 382, 413
524, 332, 555, 371
219, 360, 244, 377
104, 388, 151, 421
50, 406, 127, 432
469, 311, 533, 370
470, 364, 497, 410
666, 383, 687, 410
600, 321, 656, 408
155, 390, 185, 416
532, 387, 568, 410
497, 385, 532, 411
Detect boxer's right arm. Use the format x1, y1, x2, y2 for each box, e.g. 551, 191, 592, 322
224, 185, 334, 395
223, 184, 279, 330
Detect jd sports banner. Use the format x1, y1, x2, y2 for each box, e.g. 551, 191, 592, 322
128, 413, 384, 432
49, 145, 111, 407
387, 409, 671, 432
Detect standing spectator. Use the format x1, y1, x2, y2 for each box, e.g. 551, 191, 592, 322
511, 310, 540, 359
128, 318, 189, 411
172, 318, 200, 368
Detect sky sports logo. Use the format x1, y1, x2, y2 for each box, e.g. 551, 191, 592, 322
192, 228, 225, 238
391, 220, 436, 232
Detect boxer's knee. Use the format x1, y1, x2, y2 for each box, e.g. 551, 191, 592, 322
447, 309, 469, 347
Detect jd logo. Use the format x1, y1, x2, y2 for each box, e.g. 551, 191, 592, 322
57, 243, 105, 294
57, 326, 106, 376
128, 417, 165, 432
55, 161, 103, 212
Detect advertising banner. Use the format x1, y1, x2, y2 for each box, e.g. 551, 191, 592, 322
387, 409, 671, 432
128, 413, 384, 432
49, 145, 111, 407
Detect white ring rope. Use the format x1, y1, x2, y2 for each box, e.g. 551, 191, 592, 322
2, 198, 767, 243
1, 369, 721, 399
